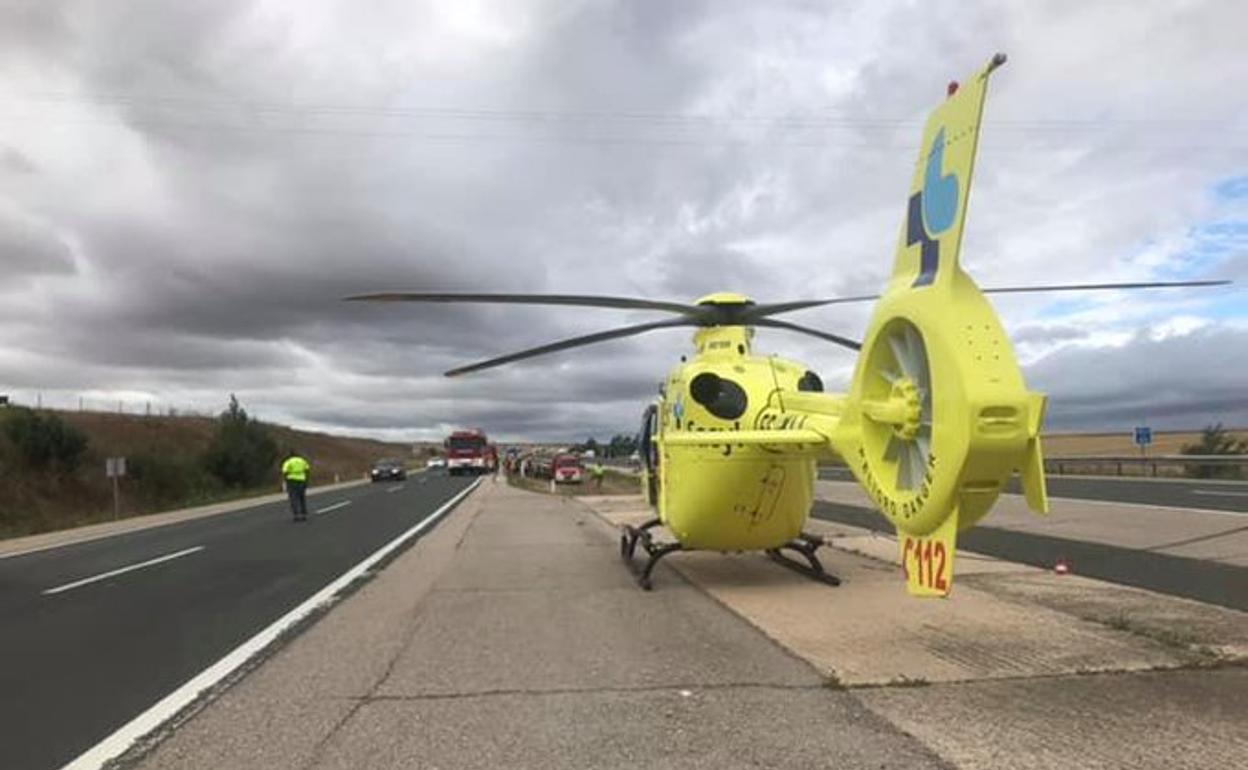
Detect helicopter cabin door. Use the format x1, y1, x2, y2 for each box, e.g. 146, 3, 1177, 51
639, 404, 659, 507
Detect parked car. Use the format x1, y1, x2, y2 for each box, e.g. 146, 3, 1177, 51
370, 458, 408, 482
553, 454, 584, 484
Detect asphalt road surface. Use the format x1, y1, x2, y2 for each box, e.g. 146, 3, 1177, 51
811, 500, 1247, 612
0, 472, 476, 770
819, 466, 1248, 513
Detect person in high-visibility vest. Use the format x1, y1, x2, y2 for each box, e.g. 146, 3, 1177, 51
591, 462, 606, 491
282, 450, 312, 522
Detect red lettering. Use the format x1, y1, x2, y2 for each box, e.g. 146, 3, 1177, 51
934, 542, 948, 592
923, 541, 933, 587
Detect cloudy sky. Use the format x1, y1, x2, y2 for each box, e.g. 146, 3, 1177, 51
1, 0, 1245, 442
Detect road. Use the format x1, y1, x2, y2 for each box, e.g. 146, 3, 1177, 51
0, 471, 476, 770
819, 466, 1248, 513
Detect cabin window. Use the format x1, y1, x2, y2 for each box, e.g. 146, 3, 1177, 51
689, 372, 748, 420
798, 370, 824, 392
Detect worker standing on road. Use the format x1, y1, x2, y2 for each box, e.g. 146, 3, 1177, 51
282, 450, 312, 522
591, 462, 606, 491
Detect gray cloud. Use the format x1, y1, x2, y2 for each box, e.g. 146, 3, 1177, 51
1026, 325, 1248, 430
0, 1, 1245, 442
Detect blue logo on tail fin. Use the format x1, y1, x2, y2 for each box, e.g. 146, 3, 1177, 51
922, 129, 958, 236
909, 127, 960, 287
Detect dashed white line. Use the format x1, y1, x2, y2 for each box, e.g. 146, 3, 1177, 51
315, 500, 353, 515
386, 484, 406, 494
43, 546, 205, 595
62, 479, 481, 770
1193, 490, 1248, 498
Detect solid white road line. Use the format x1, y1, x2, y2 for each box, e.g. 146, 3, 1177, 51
1015, 492, 1248, 518
315, 500, 352, 515
1193, 489, 1248, 498
62, 478, 481, 770
386, 484, 406, 494
43, 547, 205, 596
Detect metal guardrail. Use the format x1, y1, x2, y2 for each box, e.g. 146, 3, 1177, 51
1045, 455, 1248, 478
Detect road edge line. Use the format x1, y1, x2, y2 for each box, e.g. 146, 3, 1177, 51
61, 477, 482, 770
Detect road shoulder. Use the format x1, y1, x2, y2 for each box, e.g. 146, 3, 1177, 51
583, 494, 1248, 770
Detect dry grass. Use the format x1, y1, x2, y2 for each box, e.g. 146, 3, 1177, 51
1042, 429, 1237, 457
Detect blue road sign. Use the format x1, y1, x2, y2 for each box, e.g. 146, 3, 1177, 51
1134, 426, 1153, 447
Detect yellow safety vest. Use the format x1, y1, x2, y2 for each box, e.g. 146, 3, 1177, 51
282, 456, 310, 482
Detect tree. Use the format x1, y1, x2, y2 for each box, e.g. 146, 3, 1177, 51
2, 407, 88, 471
607, 433, 638, 458
202, 395, 278, 488
1180, 423, 1247, 479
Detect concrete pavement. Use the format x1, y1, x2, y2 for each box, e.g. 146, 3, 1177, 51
130, 481, 948, 770
588, 495, 1248, 770
114, 482, 1248, 769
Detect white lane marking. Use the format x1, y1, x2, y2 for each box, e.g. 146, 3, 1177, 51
62, 479, 481, 770
43, 547, 205, 596
315, 500, 352, 515
1193, 490, 1248, 498
386, 484, 406, 494
1031, 494, 1247, 518
0, 480, 372, 561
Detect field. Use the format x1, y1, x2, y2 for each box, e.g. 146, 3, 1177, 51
1041, 429, 1228, 457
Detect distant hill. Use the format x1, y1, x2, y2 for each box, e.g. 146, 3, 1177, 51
0, 408, 418, 538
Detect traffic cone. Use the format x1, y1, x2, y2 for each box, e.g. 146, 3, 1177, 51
1054, 557, 1070, 575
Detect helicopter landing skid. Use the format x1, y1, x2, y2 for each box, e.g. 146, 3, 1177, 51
766, 532, 842, 587
620, 518, 682, 591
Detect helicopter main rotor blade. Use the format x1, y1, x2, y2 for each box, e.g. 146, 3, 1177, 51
752, 318, 862, 351
444, 318, 696, 377
345, 292, 700, 316
980, 279, 1231, 295
746, 279, 1231, 319
743, 296, 881, 320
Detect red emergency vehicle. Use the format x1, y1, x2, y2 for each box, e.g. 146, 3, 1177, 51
552, 454, 584, 484
444, 429, 498, 476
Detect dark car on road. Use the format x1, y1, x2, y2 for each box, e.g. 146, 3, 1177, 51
370, 458, 408, 482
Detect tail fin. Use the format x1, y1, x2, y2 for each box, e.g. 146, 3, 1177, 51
890, 52, 1005, 291
834, 54, 1049, 598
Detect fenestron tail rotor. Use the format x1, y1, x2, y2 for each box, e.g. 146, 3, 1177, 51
860, 320, 933, 495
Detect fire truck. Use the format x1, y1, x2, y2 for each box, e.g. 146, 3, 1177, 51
444, 429, 497, 476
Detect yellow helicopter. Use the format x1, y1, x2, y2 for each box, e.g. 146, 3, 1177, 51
349, 53, 1227, 595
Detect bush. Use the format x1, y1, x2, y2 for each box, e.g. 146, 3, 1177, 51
1, 408, 88, 471
129, 452, 219, 508
1180, 423, 1247, 479
202, 395, 278, 488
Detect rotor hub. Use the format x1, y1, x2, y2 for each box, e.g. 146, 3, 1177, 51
889, 379, 924, 442
857, 318, 934, 495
